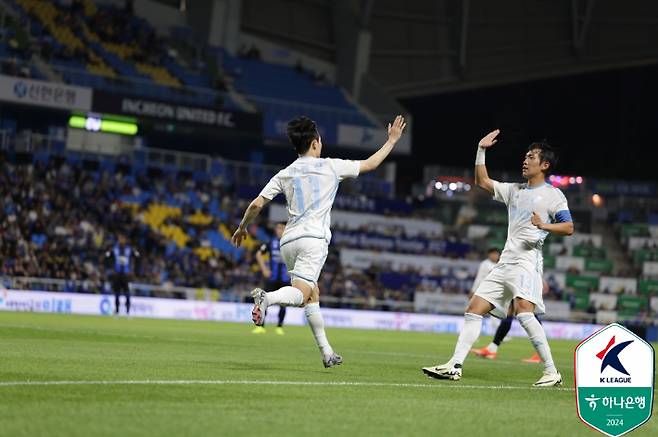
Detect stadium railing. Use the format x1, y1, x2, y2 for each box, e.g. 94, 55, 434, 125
0, 275, 416, 312
10, 275, 650, 323
0, 129, 394, 197
0, 129, 284, 187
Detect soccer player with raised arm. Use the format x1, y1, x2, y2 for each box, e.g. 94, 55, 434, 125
422, 129, 574, 387
232, 115, 406, 367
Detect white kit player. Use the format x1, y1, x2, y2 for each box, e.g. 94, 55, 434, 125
232, 115, 406, 367
422, 129, 574, 386
469, 247, 500, 299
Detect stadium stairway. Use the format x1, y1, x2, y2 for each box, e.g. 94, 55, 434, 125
30, 56, 61, 82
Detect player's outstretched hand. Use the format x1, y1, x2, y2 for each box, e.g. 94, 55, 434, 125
387, 115, 407, 143
231, 227, 248, 248
478, 129, 500, 148
531, 212, 544, 230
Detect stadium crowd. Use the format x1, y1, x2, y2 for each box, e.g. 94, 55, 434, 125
0, 155, 473, 307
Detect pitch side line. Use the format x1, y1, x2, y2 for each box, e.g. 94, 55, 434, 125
0, 379, 572, 391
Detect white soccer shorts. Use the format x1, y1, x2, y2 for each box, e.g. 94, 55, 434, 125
280, 237, 329, 288
474, 263, 545, 318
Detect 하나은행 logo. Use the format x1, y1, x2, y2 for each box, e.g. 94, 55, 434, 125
575, 323, 654, 437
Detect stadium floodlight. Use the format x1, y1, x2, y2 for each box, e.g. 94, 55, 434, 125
592, 193, 603, 207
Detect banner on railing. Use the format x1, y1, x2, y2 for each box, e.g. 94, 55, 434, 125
0, 74, 92, 110
266, 113, 336, 144
92, 91, 262, 133
340, 249, 480, 275
414, 292, 468, 314
414, 292, 572, 320
269, 204, 443, 236
337, 123, 411, 154
0, 290, 601, 340
263, 117, 411, 154
332, 230, 469, 257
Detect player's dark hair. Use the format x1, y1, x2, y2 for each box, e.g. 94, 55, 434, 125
287, 116, 319, 155
487, 247, 501, 254
528, 141, 558, 175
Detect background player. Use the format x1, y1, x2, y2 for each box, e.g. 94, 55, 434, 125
253, 221, 289, 335
422, 129, 574, 387
469, 247, 500, 299
232, 115, 406, 367
105, 234, 140, 317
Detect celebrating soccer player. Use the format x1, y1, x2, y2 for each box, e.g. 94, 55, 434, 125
232, 115, 406, 367
422, 129, 574, 387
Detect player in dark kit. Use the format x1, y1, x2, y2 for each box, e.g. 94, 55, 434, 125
105, 234, 140, 316
253, 222, 290, 335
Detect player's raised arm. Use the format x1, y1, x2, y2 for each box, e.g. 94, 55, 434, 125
359, 115, 406, 174
474, 129, 500, 195
231, 195, 270, 247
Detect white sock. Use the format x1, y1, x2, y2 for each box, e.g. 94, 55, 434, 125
304, 303, 334, 356
517, 312, 557, 374
265, 286, 303, 307
487, 342, 498, 353
452, 312, 483, 365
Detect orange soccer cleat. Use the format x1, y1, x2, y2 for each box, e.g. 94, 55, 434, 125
471, 347, 497, 360
522, 353, 542, 363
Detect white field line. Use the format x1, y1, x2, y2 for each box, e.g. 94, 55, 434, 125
0, 379, 572, 391
340, 348, 575, 367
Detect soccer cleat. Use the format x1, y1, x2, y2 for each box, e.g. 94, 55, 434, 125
421, 362, 462, 381
522, 353, 542, 363
250, 288, 267, 326
275, 327, 285, 336
532, 371, 562, 387
251, 326, 266, 334
471, 347, 497, 360
323, 353, 343, 368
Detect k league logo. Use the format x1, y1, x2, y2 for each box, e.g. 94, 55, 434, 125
597, 336, 633, 382
575, 323, 654, 437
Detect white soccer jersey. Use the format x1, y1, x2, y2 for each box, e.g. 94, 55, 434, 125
259, 156, 360, 246
472, 258, 497, 292
493, 181, 571, 271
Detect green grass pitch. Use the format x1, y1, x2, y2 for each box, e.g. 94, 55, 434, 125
0, 312, 655, 437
